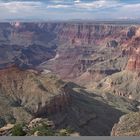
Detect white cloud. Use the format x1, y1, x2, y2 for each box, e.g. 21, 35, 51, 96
74, 0, 80, 3
47, 4, 70, 8
0, 1, 43, 13
45, 0, 121, 10
122, 3, 140, 9
74, 0, 121, 10
0, 0, 140, 20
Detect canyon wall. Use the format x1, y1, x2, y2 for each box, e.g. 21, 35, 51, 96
0, 66, 71, 122
0, 22, 140, 97
0, 22, 140, 135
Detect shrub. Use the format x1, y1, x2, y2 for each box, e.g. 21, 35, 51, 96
30, 123, 55, 136
65, 128, 74, 134
12, 124, 26, 136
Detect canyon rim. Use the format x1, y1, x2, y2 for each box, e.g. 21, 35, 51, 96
0, 0, 140, 137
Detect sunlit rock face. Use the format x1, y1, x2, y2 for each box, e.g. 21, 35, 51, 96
126, 48, 140, 72
111, 112, 140, 136
1, 22, 140, 91
0, 66, 71, 121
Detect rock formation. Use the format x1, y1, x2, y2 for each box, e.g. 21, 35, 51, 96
0, 65, 138, 136
0, 22, 140, 77
0, 22, 140, 136
0, 66, 71, 123
126, 47, 140, 72
111, 112, 140, 136
96, 70, 140, 101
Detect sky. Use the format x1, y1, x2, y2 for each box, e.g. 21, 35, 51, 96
0, 0, 140, 21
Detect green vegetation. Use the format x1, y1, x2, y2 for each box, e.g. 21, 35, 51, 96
11, 123, 26, 136
30, 123, 55, 136
29, 123, 74, 136
65, 128, 74, 134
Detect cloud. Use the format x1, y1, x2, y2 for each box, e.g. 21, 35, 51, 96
113, 3, 140, 19
0, 0, 140, 20
0, 1, 43, 13
74, 0, 121, 10
47, 4, 70, 8
122, 3, 140, 9
46, 0, 121, 10
74, 0, 80, 3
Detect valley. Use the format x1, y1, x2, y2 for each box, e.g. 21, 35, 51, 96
0, 22, 140, 136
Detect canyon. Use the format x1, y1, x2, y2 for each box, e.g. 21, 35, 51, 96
0, 66, 138, 136
0, 22, 140, 136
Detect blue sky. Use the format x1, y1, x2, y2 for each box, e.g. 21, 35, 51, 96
0, 0, 140, 20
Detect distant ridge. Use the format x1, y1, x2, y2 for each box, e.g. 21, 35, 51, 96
1, 18, 140, 25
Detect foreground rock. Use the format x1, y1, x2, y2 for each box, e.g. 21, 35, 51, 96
0, 66, 71, 124
0, 124, 14, 136
0, 66, 139, 136
111, 112, 140, 136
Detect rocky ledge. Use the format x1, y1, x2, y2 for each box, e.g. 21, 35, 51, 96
111, 112, 140, 136
0, 66, 71, 125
